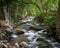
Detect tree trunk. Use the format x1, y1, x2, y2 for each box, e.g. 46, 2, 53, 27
3, 5, 10, 25
15, 3, 18, 23
56, 0, 60, 42
0, 6, 5, 20
56, 0, 60, 38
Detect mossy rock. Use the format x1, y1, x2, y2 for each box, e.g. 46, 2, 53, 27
16, 29, 24, 34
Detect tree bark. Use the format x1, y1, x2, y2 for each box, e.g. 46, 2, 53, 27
0, 6, 5, 20
3, 5, 10, 25
56, 0, 60, 36
15, 3, 18, 23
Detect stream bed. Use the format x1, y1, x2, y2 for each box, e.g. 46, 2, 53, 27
0, 16, 60, 48
11, 16, 60, 48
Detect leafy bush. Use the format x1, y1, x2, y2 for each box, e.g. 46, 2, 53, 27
44, 15, 56, 37
44, 15, 56, 27
34, 14, 44, 23
10, 15, 15, 24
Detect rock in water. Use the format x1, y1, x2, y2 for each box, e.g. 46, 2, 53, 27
29, 26, 41, 31
11, 34, 18, 39
20, 41, 29, 48
15, 42, 19, 48
16, 28, 24, 35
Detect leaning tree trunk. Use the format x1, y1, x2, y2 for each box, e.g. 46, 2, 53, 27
56, 0, 60, 38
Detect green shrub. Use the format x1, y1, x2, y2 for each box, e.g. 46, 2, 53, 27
44, 15, 56, 37
44, 15, 56, 27
34, 14, 44, 23
10, 15, 15, 24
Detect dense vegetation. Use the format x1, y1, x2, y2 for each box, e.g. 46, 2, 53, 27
0, 0, 60, 48
10, 0, 59, 38
0, 0, 59, 39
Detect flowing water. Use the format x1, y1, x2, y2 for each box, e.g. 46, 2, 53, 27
18, 23, 53, 48
0, 16, 60, 48
11, 16, 58, 48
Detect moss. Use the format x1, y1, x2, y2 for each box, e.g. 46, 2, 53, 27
15, 28, 24, 35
